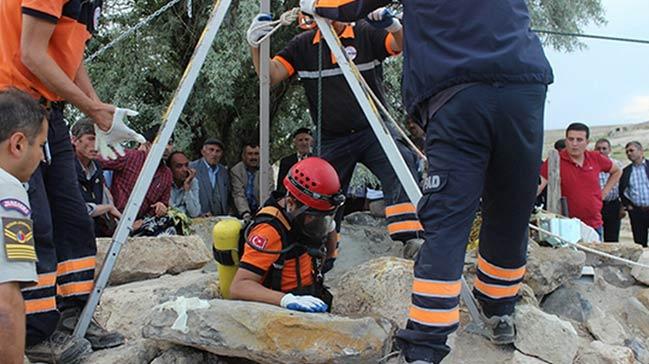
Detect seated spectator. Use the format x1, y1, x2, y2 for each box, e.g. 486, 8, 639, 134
276, 127, 313, 194
71, 119, 121, 237
168, 151, 201, 218
190, 138, 230, 216
230, 142, 274, 219
99, 125, 173, 232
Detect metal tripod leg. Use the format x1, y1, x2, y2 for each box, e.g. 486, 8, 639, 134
73, 0, 232, 338
313, 16, 484, 327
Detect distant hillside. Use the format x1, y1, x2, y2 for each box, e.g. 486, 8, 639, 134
543, 120, 649, 162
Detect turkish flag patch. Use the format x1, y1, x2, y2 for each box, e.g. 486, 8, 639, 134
249, 235, 268, 250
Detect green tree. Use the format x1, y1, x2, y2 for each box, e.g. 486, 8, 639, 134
84, 0, 605, 179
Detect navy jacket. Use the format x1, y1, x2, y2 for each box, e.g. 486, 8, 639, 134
315, 0, 554, 116
620, 160, 649, 208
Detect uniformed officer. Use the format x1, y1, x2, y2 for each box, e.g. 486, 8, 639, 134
247, 8, 424, 259
299, 0, 554, 362
229, 157, 344, 312
0, 0, 144, 360
0, 89, 48, 364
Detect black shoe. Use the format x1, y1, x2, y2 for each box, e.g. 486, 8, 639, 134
25, 330, 92, 364
485, 315, 515, 344
59, 307, 126, 350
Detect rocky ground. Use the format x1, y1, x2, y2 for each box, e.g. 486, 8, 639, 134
40, 212, 649, 364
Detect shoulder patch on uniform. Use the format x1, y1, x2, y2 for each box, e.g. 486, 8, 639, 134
0, 198, 31, 216
249, 235, 268, 250
2, 217, 36, 262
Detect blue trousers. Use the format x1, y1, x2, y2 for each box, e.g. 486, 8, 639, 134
22, 106, 96, 345
321, 128, 423, 242
396, 83, 546, 363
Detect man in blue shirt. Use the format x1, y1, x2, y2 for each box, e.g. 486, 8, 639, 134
621, 141, 649, 247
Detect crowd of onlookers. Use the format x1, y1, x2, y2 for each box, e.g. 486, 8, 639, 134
72, 123, 317, 237
538, 122, 649, 247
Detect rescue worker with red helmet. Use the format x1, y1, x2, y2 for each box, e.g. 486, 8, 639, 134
229, 157, 344, 312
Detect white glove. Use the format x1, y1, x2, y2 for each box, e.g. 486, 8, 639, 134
95, 108, 146, 160
366, 7, 401, 33
280, 293, 328, 313
247, 13, 274, 48
299, 0, 316, 16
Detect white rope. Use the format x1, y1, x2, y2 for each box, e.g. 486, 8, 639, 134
528, 223, 649, 269
85, 0, 184, 63
249, 7, 300, 47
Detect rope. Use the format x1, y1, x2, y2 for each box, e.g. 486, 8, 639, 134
86, 0, 184, 63
532, 29, 649, 45
528, 223, 649, 269
248, 8, 300, 47
316, 36, 323, 155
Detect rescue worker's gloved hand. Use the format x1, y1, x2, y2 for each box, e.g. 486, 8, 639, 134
299, 0, 316, 16
247, 13, 274, 48
280, 293, 328, 312
95, 108, 145, 160
322, 257, 335, 274
366, 7, 401, 33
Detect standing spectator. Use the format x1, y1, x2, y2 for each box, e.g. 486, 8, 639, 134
230, 142, 274, 219
71, 119, 121, 237
620, 141, 649, 247
168, 151, 201, 218
100, 126, 173, 223
554, 138, 566, 152
0, 89, 47, 364
595, 138, 624, 242
406, 117, 425, 153
191, 138, 230, 216
277, 127, 313, 194
539, 123, 622, 236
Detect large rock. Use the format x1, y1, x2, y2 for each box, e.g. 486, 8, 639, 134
150, 346, 230, 364
541, 284, 592, 322
343, 211, 386, 228
333, 257, 412, 327
625, 338, 649, 364
96, 235, 212, 285
586, 308, 627, 345
524, 244, 586, 296
143, 298, 394, 364
514, 304, 578, 364
621, 297, 649, 338
509, 351, 550, 364
189, 216, 234, 250
631, 250, 649, 285
638, 289, 649, 309
595, 266, 636, 288
574, 341, 635, 364
85, 339, 164, 364
581, 242, 643, 267
441, 329, 515, 363
94, 269, 217, 339
327, 223, 403, 281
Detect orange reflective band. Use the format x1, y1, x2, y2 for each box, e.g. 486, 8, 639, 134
409, 305, 459, 327
24, 297, 56, 315
387, 221, 423, 234
316, 0, 356, 9
385, 203, 417, 217
412, 278, 461, 298
477, 255, 525, 281
273, 55, 295, 77
57, 281, 94, 297
474, 279, 521, 299
57, 257, 96, 275
35, 273, 56, 288
336, 233, 341, 242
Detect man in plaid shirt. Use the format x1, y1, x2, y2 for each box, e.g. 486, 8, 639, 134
621, 141, 649, 247
99, 126, 173, 229
595, 138, 624, 242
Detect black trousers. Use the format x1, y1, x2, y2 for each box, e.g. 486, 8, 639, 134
629, 207, 649, 247
21, 107, 97, 345
601, 199, 621, 242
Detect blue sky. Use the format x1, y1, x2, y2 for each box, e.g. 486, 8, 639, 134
543, 0, 649, 130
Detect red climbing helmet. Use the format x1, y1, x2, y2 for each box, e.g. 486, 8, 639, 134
284, 157, 345, 212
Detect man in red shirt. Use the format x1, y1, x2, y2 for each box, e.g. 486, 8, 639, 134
539, 123, 621, 235
100, 126, 173, 227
